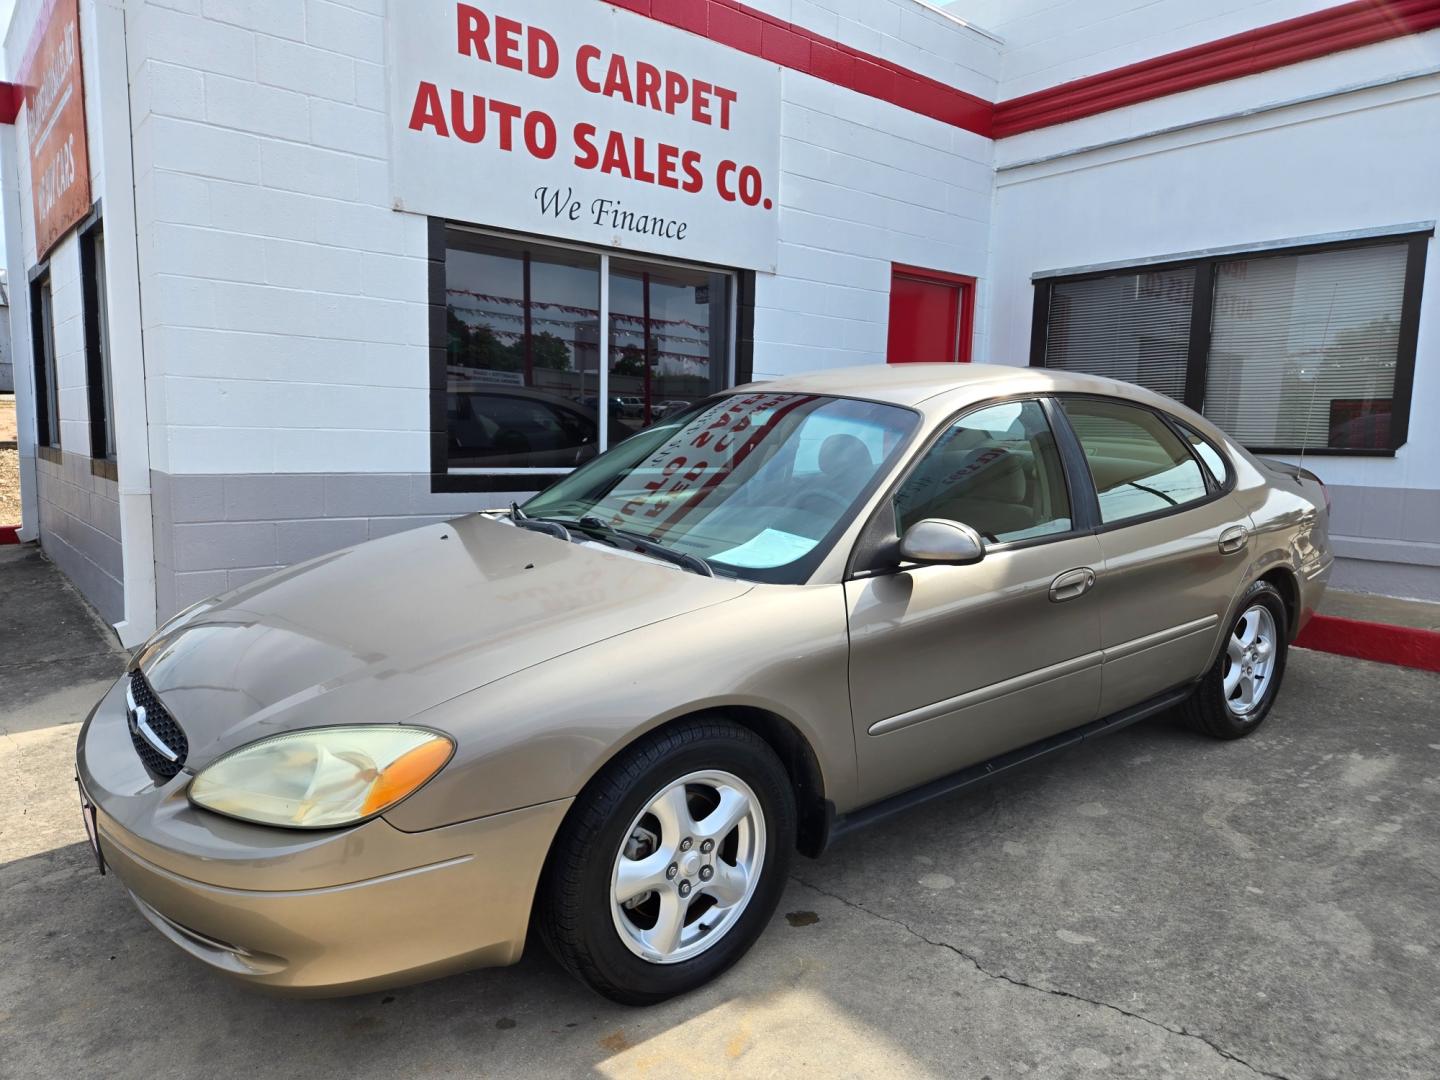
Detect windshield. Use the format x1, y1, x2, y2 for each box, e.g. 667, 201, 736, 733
522, 391, 920, 583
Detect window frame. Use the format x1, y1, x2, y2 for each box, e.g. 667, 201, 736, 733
1029, 229, 1431, 457
848, 392, 1241, 577
28, 262, 60, 454
78, 207, 117, 478
428, 220, 748, 494
1049, 393, 1237, 536
847, 394, 1098, 578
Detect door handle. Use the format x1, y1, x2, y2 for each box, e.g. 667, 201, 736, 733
1050, 567, 1096, 603
1218, 525, 1250, 555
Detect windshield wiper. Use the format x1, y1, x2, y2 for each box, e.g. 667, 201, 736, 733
572, 516, 715, 578
509, 502, 571, 542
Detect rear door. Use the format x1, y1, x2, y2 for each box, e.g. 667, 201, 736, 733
1057, 396, 1253, 714
847, 399, 1103, 803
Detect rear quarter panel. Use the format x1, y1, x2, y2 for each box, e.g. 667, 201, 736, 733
1219, 444, 1332, 643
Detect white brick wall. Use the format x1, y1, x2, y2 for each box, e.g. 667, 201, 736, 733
756, 66, 997, 377
795, 0, 1000, 94
948, 0, 1335, 99
126, 0, 432, 477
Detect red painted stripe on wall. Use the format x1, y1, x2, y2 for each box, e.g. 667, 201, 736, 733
604, 0, 994, 137
992, 0, 1440, 137
1295, 613, 1440, 673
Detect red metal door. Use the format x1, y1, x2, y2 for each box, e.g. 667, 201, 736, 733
887, 265, 975, 363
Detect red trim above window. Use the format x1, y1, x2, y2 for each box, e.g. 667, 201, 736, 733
992, 0, 1440, 137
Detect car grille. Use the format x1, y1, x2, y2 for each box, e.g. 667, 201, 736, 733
127, 671, 189, 781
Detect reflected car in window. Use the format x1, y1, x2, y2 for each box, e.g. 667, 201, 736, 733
76, 364, 1332, 1006
447, 384, 631, 469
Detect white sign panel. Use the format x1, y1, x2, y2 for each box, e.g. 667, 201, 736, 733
390, 1, 783, 271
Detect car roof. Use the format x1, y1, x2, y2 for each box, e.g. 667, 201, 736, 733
731, 362, 1170, 411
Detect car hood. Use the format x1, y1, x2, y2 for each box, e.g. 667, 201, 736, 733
135, 515, 751, 765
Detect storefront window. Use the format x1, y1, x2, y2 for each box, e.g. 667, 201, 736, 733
608, 260, 732, 435
444, 231, 603, 471
30, 273, 60, 449
1031, 232, 1427, 455
441, 228, 735, 483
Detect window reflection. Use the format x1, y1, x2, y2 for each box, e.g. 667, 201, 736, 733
443, 231, 734, 473
1063, 399, 1209, 524
445, 231, 606, 470
609, 259, 731, 435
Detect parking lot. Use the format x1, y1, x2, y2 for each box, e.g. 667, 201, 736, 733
2, 543, 1437, 1080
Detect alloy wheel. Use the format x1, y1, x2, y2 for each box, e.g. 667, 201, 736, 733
609, 770, 766, 964
1223, 603, 1277, 718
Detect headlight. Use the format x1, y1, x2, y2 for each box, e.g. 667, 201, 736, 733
188, 727, 454, 829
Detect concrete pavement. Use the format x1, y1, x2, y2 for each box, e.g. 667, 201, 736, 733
2, 544, 1438, 1079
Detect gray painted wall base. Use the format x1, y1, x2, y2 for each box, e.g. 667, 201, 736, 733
36, 451, 125, 624
1329, 557, 1440, 603
1322, 483, 1440, 601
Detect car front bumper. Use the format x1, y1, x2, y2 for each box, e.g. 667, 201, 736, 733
78, 676, 572, 996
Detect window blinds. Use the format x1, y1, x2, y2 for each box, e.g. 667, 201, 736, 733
1204, 244, 1407, 450
1042, 268, 1194, 403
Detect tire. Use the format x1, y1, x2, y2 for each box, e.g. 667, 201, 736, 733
537, 717, 796, 1005
1181, 580, 1289, 740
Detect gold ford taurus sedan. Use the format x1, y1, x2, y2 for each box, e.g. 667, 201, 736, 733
77, 364, 1333, 1004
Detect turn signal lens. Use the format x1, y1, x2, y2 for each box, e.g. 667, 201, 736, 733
189, 727, 453, 829
361, 738, 454, 816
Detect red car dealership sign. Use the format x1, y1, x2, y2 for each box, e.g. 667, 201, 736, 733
391, 1, 782, 271
19, 0, 92, 260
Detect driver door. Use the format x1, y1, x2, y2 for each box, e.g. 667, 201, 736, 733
846, 399, 1104, 804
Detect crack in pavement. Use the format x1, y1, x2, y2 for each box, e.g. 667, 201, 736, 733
1, 650, 127, 674
791, 875, 1298, 1080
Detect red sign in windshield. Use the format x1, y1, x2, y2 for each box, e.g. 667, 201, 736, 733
609, 392, 819, 538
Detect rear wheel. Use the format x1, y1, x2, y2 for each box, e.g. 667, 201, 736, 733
1182, 580, 1289, 739
538, 718, 795, 1005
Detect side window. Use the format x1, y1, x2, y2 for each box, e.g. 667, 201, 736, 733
1062, 398, 1209, 524
1177, 422, 1230, 487
895, 400, 1073, 544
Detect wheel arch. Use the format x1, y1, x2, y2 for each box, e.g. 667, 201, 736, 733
1258, 565, 1301, 640
525, 705, 832, 954
1204, 564, 1300, 674
545, 706, 832, 870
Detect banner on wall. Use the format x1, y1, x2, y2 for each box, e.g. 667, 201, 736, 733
390, 1, 782, 272
20, 0, 92, 261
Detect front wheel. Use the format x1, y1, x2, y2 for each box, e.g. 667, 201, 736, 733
538, 718, 795, 1005
1181, 580, 1289, 739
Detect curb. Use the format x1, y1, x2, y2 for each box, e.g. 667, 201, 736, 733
0, 526, 21, 545
1295, 614, 1440, 674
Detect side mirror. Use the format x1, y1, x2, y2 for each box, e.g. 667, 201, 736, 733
899, 519, 985, 565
